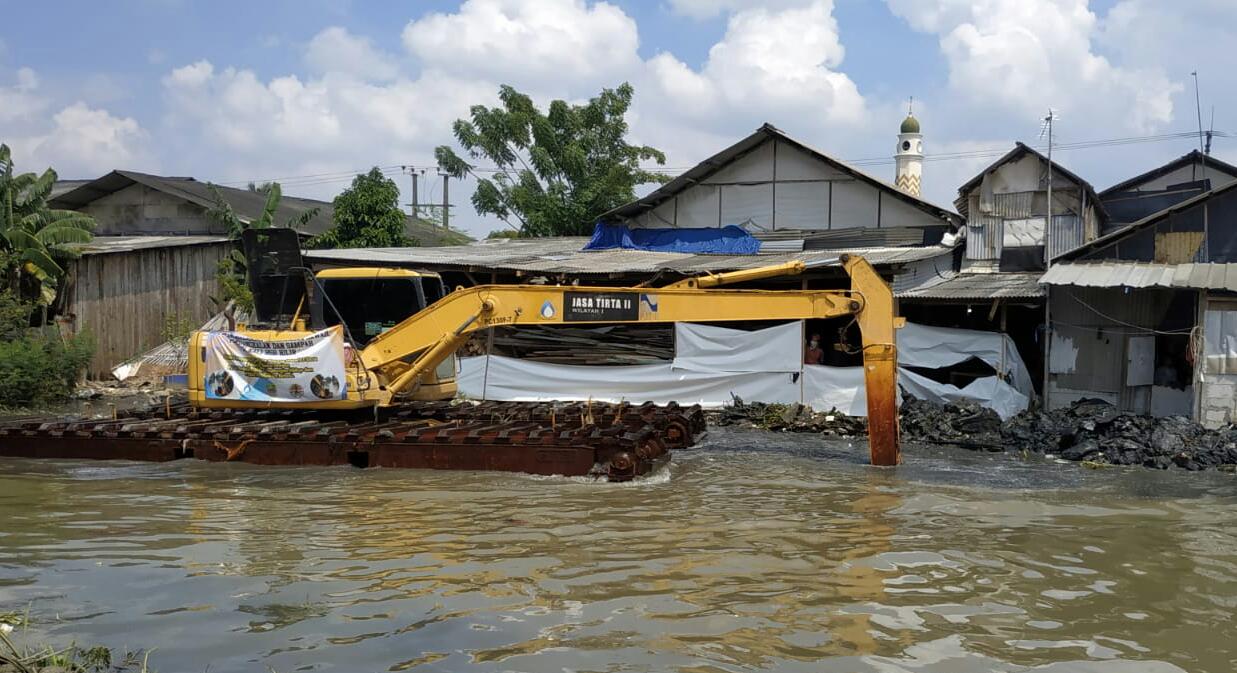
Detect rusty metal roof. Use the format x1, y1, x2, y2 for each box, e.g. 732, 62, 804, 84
303, 236, 956, 276
78, 235, 230, 255
1040, 261, 1237, 291
899, 272, 1045, 301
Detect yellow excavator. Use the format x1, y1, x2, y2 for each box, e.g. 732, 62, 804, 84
188, 230, 902, 464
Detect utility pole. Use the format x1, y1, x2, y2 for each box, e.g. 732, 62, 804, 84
441, 172, 450, 230
410, 171, 418, 218
402, 166, 419, 218
1042, 109, 1055, 265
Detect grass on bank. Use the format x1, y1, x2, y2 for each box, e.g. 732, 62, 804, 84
0, 611, 152, 673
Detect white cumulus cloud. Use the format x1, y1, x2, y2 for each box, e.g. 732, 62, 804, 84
885, 0, 1179, 132
640, 0, 865, 164
19, 102, 150, 177
305, 26, 399, 81
402, 0, 640, 94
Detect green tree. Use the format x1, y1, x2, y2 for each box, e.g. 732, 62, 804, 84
435, 82, 669, 237
309, 168, 413, 248
0, 144, 96, 306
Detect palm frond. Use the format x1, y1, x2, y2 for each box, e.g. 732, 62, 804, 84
285, 206, 321, 230
35, 225, 95, 246
206, 183, 244, 237
21, 247, 64, 279
3, 228, 42, 251
17, 169, 57, 211
256, 182, 282, 229
43, 209, 96, 231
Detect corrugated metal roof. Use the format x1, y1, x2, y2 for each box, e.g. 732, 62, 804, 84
303, 237, 955, 276
898, 272, 1045, 300
1040, 262, 1237, 291
50, 170, 472, 246
78, 235, 230, 255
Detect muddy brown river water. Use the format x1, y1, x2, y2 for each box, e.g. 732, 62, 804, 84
0, 428, 1234, 672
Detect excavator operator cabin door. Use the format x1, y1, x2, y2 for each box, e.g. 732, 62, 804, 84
313, 273, 428, 347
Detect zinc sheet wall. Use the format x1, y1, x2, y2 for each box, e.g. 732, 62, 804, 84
966, 215, 1002, 260
1047, 214, 1083, 259
66, 242, 229, 378
1047, 286, 1176, 410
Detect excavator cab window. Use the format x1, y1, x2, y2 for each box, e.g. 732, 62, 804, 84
421, 275, 445, 305
316, 277, 427, 346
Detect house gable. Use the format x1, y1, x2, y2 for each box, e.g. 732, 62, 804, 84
1064, 180, 1237, 264
1099, 151, 1237, 233
955, 143, 1105, 269
604, 124, 960, 233
77, 181, 223, 236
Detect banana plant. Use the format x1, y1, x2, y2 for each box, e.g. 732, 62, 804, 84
0, 144, 96, 305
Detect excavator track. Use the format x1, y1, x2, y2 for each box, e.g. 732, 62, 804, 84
0, 401, 705, 481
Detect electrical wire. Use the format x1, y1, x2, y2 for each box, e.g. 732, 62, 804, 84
1060, 289, 1196, 335
211, 129, 1230, 188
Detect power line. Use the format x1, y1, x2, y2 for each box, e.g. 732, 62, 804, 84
215, 129, 1230, 187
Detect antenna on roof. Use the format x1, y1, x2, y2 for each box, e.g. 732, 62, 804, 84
1041, 108, 1058, 266
1192, 71, 1206, 155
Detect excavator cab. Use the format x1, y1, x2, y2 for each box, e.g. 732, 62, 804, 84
188, 230, 457, 409
311, 268, 446, 346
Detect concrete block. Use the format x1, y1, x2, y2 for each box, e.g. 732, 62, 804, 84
1204, 408, 1230, 427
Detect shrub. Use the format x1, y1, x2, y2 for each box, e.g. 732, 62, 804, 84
0, 291, 94, 407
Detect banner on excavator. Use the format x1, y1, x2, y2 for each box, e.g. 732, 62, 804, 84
203, 326, 348, 402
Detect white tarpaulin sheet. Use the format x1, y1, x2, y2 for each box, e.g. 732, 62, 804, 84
673, 321, 801, 373
459, 355, 799, 407
460, 321, 1034, 418
897, 321, 1034, 398
899, 369, 1028, 420
802, 365, 868, 416
203, 326, 347, 402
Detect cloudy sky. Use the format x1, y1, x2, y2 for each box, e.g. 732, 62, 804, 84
2, 0, 1233, 237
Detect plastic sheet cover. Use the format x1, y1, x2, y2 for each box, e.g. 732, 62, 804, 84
583, 222, 761, 254
897, 321, 1034, 398
899, 369, 1029, 420
460, 321, 1034, 418
459, 356, 800, 407
673, 322, 801, 373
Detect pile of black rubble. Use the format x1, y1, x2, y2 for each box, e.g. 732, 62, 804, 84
715, 396, 1237, 471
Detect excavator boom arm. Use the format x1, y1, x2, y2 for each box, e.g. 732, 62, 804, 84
359, 254, 901, 465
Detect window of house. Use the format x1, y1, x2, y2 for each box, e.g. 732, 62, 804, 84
1204, 300, 1237, 374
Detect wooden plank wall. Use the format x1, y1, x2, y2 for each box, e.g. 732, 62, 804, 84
65, 242, 229, 378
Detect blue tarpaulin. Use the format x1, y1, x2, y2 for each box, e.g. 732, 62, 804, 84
583, 222, 762, 254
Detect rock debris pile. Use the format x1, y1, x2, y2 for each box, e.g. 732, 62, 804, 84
713, 400, 866, 436
714, 396, 1237, 471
